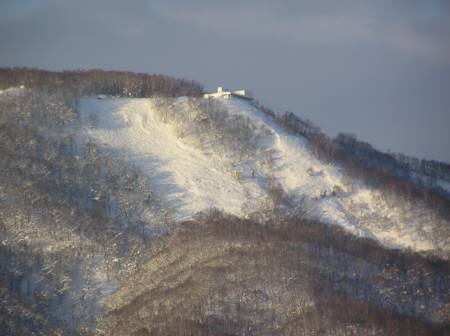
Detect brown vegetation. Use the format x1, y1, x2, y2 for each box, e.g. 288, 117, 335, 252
0, 67, 203, 98
101, 212, 449, 336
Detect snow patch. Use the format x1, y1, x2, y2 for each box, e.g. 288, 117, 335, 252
79, 97, 448, 255
79, 98, 265, 220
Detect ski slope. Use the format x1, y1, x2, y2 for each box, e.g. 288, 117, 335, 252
226, 99, 448, 253
225, 99, 365, 235
79, 98, 265, 221
79, 97, 448, 255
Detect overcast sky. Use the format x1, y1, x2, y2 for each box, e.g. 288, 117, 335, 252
1, 0, 449, 162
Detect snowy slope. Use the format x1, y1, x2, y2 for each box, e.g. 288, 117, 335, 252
0, 86, 26, 97
438, 179, 450, 193
79, 97, 449, 255
79, 98, 266, 221
225, 100, 361, 232
226, 99, 449, 253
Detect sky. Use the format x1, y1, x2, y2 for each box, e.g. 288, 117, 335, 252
1, 0, 449, 162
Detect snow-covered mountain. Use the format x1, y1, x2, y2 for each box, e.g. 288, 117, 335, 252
1, 69, 449, 335
79, 96, 449, 255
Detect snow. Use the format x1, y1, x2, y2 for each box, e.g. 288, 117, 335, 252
0, 86, 25, 97
437, 179, 450, 193
79, 96, 448, 255
225, 99, 445, 253
79, 98, 265, 221
410, 171, 450, 194
225, 99, 369, 236
0, 208, 118, 325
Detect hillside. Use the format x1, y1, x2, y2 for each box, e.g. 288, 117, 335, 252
99, 213, 449, 336
0, 69, 449, 335
79, 96, 449, 255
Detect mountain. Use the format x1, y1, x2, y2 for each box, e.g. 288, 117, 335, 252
79, 95, 449, 254
0, 68, 449, 335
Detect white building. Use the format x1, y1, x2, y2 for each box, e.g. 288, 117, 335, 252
204, 87, 254, 100
232, 89, 253, 99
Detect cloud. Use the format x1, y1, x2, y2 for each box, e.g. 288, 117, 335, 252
387, 23, 450, 64
0, 0, 49, 20
156, 2, 374, 41
155, 0, 450, 64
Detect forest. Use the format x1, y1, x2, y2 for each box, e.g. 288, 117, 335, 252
0, 68, 449, 335
0, 68, 203, 98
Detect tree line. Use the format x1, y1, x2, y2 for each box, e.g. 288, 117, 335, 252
0, 67, 203, 98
